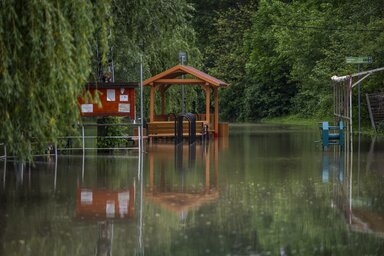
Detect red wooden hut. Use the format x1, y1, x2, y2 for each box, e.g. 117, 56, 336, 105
78, 82, 138, 119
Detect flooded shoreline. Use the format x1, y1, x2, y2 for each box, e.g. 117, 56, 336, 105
1, 124, 384, 255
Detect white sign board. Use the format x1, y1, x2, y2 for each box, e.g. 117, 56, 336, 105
107, 89, 116, 101
106, 200, 115, 218
81, 104, 93, 113
118, 103, 130, 113
80, 191, 93, 205
118, 192, 130, 217
120, 95, 129, 102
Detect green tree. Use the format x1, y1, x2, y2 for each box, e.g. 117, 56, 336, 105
191, 0, 258, 121
244, 0, 297, 119
0, 0, 111, 160
205, 3, 257, 121
193, 0, 384, 122
111, 0, 201, 116
244, 0, 384, 120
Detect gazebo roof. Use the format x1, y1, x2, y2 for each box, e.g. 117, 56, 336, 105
143, 65, 228, 87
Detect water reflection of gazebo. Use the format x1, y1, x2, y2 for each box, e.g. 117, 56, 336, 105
143, 65, 228, 138
145, 142, 219, 216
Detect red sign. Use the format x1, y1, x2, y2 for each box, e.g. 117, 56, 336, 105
78, 82, 137, 119
76, 186, 135, 220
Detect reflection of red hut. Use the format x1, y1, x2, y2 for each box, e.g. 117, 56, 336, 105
76, 186, 135, 220
78, 82, 137, 119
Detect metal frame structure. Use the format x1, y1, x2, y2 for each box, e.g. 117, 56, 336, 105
331, 66, 384, 135
57, 122, 143, 152
365, 92, 384, 131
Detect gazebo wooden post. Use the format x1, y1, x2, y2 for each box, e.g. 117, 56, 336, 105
160, 86, 165, 115
205, 85, 211, 128
214, 87, 219, 136
150, 84, 155, 122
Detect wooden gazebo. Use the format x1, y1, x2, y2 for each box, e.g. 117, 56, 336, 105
143, 65, 228, 137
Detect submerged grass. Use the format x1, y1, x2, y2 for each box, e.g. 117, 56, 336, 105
262, 115, 384, 137
261, 115, 322, 127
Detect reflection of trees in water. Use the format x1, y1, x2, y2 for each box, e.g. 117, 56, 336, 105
353, 137, 384, 216
144, 162, 384, 255
326, 136, 384, 242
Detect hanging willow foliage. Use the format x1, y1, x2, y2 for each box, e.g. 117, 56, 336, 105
0, 0, 111, 160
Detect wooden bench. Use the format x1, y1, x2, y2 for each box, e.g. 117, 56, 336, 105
147, 121, 207, 138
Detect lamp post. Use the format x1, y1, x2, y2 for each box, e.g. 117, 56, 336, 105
179, 51, 187, 113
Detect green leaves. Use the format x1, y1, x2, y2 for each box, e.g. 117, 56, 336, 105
111, 0, 200, 80
195, 0, 384, 121
0, 0, 111, 160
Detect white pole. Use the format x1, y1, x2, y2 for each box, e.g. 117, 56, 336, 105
332, 66, 384, 82
140, 56, 144, 153
81, 124, 85, 182
357, 64, 361, 134
349, 78, 353, 136
182, 57, 185, 113
54, 154, 57, 191
82, 125, 85, 155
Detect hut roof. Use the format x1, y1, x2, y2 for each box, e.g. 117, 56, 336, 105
143, 65, 228, 87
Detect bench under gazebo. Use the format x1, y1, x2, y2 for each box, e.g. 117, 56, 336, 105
143, 65, 228, 138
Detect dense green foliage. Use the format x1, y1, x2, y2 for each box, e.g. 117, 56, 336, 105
0, 0, 199, 159
2, 0, 384, 158
192, 0, 384, 122
110, 0, 201, 117
0, 0, 111, 160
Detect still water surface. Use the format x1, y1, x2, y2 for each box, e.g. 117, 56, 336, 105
1, 124, 384, 255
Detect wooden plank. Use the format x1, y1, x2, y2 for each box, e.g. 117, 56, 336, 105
148, 133, 203, 138
147, 121, 207, 137
148, 121, 206, 125
155, 79, 205, 84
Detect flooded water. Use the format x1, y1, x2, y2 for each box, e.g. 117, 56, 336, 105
1, 124, 384, 255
